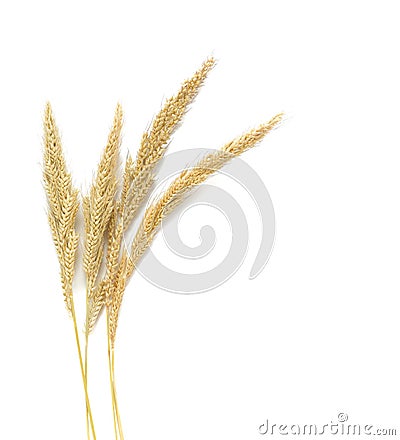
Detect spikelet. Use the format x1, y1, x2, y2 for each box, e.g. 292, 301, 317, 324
118, 155, 134, 214
104, 210, 124, 305
86, 280, 107, 333
43, 103, 80, 312
108, 253, 129, 344
83, 104, 123, 294
108, 112, 283, 345
85, 204, 122, 334
122, 165, 154, 230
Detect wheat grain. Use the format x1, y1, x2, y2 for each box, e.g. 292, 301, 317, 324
86, 280, 107, 333
108, 253, 129, 344
122, 166, 154, 229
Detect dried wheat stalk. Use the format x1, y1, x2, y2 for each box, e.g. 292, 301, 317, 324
81, 104, 123, 440
86, 58, 216, 334
108, 112, 283, 346
83, 104, 123, 295
43, 103, 96, 439
122, 57, 216, 227
43, 102, 80, 312
83, 105, 123, 342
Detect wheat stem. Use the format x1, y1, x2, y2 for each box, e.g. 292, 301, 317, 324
107, 310, 119, 440
111, 348, 124, 440
107, 308, 124, 439
70, 298, 97, 440
84, 287, 90, 440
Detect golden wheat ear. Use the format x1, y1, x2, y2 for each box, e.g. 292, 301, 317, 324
83, 103, 123, 294
121, 57, 216, 229
107, 112, 284, 346
86, 58, 216, 334
43, 103, 97, 438
43, 102, 80, 312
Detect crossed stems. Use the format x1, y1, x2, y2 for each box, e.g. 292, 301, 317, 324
82, 292, 124, 440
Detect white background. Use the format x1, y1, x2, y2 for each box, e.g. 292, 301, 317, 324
1, 1, 399, 439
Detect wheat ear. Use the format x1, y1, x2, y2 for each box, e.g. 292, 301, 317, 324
43, 103, 96, 440
122, 57, 216, 228
83, 102, 123, 359
108, 112, 283, 346
83, 103, 123, 294
86, 58, 216, 334
82, 104, 123, 440
43, 102, 80, 312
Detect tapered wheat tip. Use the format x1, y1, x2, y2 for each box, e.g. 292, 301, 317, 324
222, 112, 284, 156
83, 103, 123, 294
140, 112, 284, 241
107, 111, 283, 345
120, 58, 216, 229
43, 102, 80, 313
134, 57, 216, 174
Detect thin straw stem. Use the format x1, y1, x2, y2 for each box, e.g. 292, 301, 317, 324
70, 298, 97, 440
107, 309, 124, 439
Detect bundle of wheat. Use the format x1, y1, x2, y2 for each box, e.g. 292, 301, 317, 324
43, 58, 283, 440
